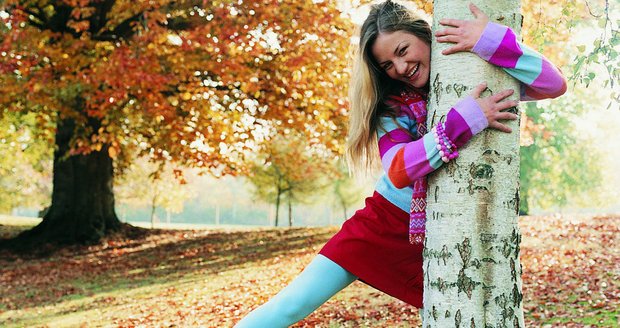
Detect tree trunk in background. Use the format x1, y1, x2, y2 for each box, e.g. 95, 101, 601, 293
423, 1, 524, 327
274, 182, 281, 227
287, 196, 292, 227
14, 118, 122, 246
150, 194, 157, 229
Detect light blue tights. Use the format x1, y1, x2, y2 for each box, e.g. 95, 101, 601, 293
235, 254, 357, 327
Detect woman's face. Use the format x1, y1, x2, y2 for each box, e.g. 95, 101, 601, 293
371, 30, 430, 89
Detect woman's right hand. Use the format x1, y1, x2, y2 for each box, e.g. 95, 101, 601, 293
471, 82, 519, 133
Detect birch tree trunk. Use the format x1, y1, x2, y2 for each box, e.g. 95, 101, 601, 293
423, 1, 524, 327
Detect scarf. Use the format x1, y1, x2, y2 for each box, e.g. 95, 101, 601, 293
387, 88, 428, 244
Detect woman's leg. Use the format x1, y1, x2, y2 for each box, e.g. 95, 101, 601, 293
235, 254, 357, 328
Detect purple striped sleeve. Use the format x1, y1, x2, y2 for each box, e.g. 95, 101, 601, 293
379, 97, 488, 189
472, 22, 567, 100
472, 22, 508, 61
378, 129, 412, 157
402, 139, 435, 182
488, 29, 522, 68
451, 96, 488, 135
527, 59, 567, 98
381, 143, 405, 172
444, 96, 488, 148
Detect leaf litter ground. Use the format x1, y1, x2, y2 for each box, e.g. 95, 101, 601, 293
0, 214, 617, 327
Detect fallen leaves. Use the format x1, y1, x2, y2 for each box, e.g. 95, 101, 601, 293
0, 215, 617, 327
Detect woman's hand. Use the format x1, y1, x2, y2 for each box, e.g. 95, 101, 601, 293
471, 82, 519, 133
435, 3, 489, 55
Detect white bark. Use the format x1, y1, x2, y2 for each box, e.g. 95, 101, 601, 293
423, 1, 524, 327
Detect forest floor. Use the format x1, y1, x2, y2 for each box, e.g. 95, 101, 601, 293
0, 214, 618, 327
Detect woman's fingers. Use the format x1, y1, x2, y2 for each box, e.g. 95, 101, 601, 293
494, 111, 518, 121
439, 18, 465, 27
491, 89, 515, 102
469, 3, 487, 19
436, 35, 461, 44
497, 99, 519, 111
489, 121, 513, 133
473, 85, 519, 133
435, 27, 460, 37
442, 45, 467, 55
471, 82, 487, 98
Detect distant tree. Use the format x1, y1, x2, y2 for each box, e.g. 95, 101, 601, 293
519, 91, 602, 214
329, 159, 366, 222
115, 157, 194, 227
0, 112, 52, 214
248, 132, 332, 227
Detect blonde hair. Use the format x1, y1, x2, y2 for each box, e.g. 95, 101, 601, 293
345, 0, 431, 176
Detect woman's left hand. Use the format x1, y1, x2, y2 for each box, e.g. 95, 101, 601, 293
435, 3, 489, 55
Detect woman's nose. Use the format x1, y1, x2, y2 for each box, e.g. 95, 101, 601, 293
395, 60, 407, 75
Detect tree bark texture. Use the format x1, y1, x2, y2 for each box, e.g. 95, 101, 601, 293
423, 1, 524, 327
16, 118, 121, 245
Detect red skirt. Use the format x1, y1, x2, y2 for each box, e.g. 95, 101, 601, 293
319, 191, 424, 308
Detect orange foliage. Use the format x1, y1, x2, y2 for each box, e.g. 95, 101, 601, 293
0, 0, 354, 174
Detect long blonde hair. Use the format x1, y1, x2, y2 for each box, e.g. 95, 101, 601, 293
346, 0, 431, 176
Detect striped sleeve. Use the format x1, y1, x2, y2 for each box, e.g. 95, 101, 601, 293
472, 22, 567, 101
379, 97, 488, 189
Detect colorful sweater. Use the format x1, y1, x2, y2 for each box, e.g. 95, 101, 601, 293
374, 22, 567, 243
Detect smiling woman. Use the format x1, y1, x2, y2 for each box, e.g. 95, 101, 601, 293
235, 0, 566, 326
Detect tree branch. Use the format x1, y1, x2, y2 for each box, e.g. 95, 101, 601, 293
89, 0, 115, 35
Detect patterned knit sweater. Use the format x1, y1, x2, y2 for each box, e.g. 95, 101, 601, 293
374, 22, 567, 243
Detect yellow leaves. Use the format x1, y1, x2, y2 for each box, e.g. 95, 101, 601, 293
168, 97, 179, 106
108, 146, 118, 159
96, 42, 116, 53
422, 2, 433, 14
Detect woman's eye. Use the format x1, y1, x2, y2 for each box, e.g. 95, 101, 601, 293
383, 63, 392, 71
399, 46, 408, 56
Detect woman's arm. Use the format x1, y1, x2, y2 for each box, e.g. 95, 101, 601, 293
435, 3, 567, 101
380, 85, 515, 188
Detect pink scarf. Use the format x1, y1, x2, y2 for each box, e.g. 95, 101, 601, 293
387, 89, 428, 244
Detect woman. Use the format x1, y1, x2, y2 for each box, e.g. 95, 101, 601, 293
236, 1, 565, 326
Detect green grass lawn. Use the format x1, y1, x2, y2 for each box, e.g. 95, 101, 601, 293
0, 214, 618, 327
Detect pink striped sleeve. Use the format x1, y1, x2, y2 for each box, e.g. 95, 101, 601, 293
472, 22, 567, 100
379, 98, 488, 189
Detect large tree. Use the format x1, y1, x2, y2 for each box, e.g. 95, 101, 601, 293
422, 1, 524, 327
0, 0, 352, 246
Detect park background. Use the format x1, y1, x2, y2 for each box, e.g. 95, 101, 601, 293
0, 0, 618, 327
